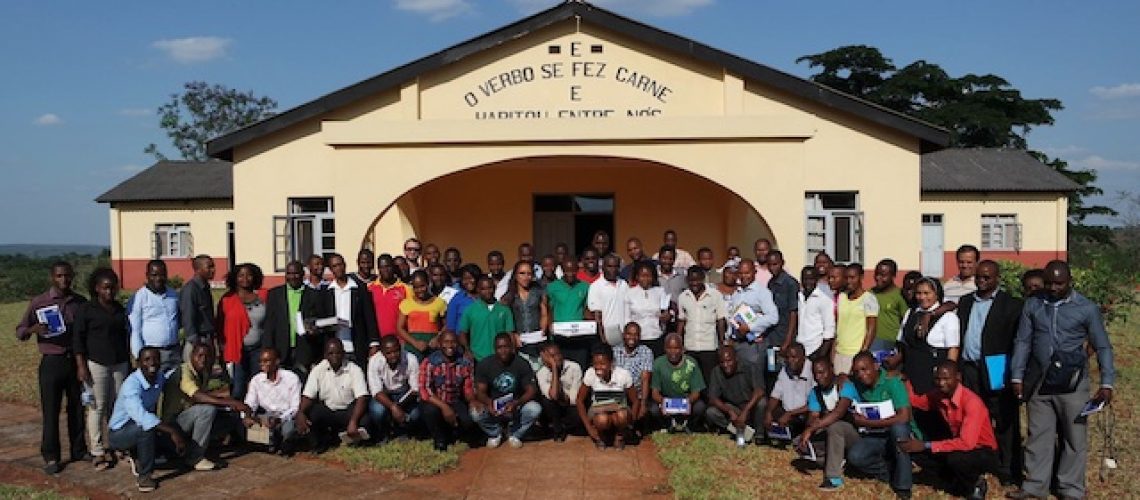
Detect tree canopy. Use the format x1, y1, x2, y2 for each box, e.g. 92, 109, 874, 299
798, 45, 1115, 242
145, 81, 278, 161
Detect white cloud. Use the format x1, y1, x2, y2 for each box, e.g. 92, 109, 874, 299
1089, 83, 1140, 100
1073, 155, 1140, 172
394, 0, 473, 21
33, 113, 62, 126
152, 36, 231, 64
507, 0, 713, 17
118, 108, 152, 117
1038, 145, 1085, 157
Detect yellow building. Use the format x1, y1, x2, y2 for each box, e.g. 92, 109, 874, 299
97, 2, 1075, 288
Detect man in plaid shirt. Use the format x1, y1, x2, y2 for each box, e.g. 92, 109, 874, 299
418, 331, 478, 450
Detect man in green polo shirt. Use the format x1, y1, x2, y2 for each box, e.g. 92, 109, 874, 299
871, 259, 908, 352
846, 352, 915, 499
649, 334, 707, 432
458, 276, 514, 360
546, 258, 592, 368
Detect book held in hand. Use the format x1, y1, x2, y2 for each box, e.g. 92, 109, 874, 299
551, 321, 598, 337
35, 305, 66, 336
768, 425, 793, 441
493, 394, 514, 413
338, 427, 371, 445
854, 401, 895, 421
1079, 399, 1106, 418
662, 397, 690, 415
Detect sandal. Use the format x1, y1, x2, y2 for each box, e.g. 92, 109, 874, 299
93, 455, 111, 471
614, 434, 625, 451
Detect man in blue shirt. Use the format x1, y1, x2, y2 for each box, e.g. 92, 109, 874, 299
108, 347, 189, 493
128, 260, 181, 373
1008, 260, 1115, 500
727, 259, 778, 367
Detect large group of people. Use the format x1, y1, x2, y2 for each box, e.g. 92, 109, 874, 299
14, 230, 1116, 499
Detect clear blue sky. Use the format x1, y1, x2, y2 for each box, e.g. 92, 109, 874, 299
2, 0, 1137, 245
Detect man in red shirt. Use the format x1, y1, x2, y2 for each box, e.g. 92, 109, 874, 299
369, 254, 410, 338
899, 361, 998, 500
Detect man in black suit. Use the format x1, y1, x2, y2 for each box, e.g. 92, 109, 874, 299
263, 261, 332, 379
323, 253, 381, 368
956, 259, 1023, 485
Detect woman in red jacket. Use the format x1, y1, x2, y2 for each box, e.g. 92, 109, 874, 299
216, 263, 268, 399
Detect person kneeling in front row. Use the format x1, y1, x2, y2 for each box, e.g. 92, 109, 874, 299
705, 345, 766, 447
898, 361, 998, 500
648, 333, 706, 432
577, 346, 639, 449
107, 347, 190, 493
797, 356, 862, 492
472, 333, 542, 448
242, 347, 302, 455
296, 338, 372, 452
366, 336, 421, 442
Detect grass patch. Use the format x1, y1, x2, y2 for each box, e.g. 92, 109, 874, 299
321, 440, 466, 477
0, 301, 45, 407
0, 484, 80, 500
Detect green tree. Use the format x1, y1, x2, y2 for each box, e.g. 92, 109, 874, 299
798, 45, 1118, 244
145, 81, 278, 161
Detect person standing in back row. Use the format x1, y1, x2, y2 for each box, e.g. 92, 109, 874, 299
16, 261, 87, 475
74, 268, 131, 471
128, 260, 181, 373
1007, 260, 1116, 500
943, 245, 979, 304
179, 255, 216, 361
955, 260, 1023, 485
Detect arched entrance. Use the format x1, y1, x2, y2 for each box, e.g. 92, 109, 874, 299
361, 156, 775, 262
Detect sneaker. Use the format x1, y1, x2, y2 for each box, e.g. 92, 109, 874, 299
726, 423, 739, 435
735, 435, 747, 448
894, 489, 912, 500
818, 477, 844, 492
508, 436, 523, 449
193, 458, 218, 471
969, 478, 988, 500
742, 425, 756, 442
137, 474, 157, 493
42, 461, 60, 475
486, 436, 502, 449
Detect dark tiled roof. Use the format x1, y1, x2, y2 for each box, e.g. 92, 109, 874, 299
206, 1, 949, 161
921, 148, 1079, 193
95, 160, 232, 203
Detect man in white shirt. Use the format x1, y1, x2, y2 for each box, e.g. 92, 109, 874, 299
762, 343, 814, 441
128, 260, 182, 372
796, 266, 836, 361
366, 336, 420, 440
296, 338, 372, 451
676, 267, 727, 383
242, 347, 302, 454
943, 244, 979, 304
588, 255, 629, 346
536, 343, 583, 441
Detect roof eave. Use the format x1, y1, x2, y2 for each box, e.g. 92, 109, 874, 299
206, 2, 949, 161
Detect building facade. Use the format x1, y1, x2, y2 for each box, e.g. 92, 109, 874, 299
97, 3, 1075, 289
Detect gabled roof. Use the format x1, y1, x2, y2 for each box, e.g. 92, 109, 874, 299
921, 149, 1079, 193
206, 1, 949, 161
94, 160, 233, 203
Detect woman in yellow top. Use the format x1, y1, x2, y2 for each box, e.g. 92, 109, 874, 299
397, 270, 447, 359
834, 263, 878, 375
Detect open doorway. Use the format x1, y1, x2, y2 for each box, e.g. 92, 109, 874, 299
533, 194, 614, 256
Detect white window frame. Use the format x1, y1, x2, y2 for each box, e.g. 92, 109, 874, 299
273, 198, 335, 272
805, 192, 864, 265
981, 214, 1021, 251
152, 223, 192, 259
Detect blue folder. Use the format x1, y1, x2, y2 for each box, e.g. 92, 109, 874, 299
985, 354, 1008, 391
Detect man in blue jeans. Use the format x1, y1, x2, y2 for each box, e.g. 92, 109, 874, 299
473, 333, 542, 448
366, 336, 421, 440
846, 352, 915, 499
108, 347, 189, 493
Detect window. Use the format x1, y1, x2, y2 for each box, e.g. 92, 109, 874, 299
981, 214, 1020, 250
805, 192, 863, 265
273, 198, 335, 272
153, 224, 192, 258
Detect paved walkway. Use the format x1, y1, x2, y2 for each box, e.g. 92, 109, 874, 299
0, 402, 670, 499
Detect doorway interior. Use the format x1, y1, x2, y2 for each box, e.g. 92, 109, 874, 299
533, 194, 614, 256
